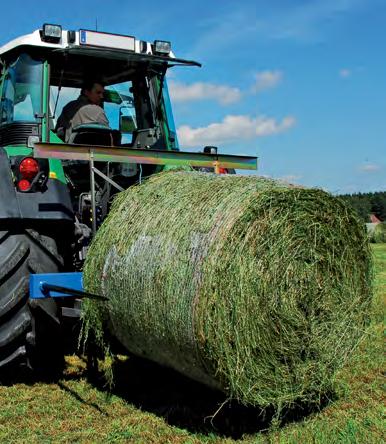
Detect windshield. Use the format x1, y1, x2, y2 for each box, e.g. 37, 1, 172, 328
50, 80, 137, 144
49, 62, 177, 150
0, 54, 43, 124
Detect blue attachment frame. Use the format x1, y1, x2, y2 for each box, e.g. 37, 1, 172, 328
30, 272, 83, 299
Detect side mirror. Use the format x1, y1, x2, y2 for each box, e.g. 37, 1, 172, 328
119, 106, 137, 133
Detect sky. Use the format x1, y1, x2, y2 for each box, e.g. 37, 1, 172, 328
0, 0, 385, 194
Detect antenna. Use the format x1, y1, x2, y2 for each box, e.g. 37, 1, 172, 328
95, 18, 98, 31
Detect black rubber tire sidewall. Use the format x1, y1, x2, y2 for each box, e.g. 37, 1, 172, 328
0, 226, 65, 380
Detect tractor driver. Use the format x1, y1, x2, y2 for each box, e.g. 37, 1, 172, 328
56, 80, 110, 142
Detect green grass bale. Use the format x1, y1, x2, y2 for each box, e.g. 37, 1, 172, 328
82, 171, 372, 412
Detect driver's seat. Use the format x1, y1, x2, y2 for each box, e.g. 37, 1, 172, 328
68, 124, 121, 146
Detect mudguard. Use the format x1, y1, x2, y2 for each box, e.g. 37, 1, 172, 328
0, 147, 74, 221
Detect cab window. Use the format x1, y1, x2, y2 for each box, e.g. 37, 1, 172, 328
104, 81, 136, 144
0, 54, 43, 124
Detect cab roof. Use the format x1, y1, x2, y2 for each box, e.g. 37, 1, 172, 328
0, 27, 200, 87
0, 28, 200, 68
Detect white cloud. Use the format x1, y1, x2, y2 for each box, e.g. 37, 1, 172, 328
168, 81, 242, 105
359, 163, 381, 172
252, 70, 283, 93
339, 68, 351, 78
169, 71, 281, 106
177, 114, 296, 147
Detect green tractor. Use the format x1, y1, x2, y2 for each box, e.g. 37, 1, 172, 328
0, 24, 256, 378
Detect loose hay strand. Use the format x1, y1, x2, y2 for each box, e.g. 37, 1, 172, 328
82, 171, 372, 411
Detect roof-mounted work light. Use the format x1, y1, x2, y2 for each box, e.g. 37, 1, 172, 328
154, 40, 171, 55
41, 24, 62, 43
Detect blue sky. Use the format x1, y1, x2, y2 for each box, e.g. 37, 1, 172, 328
1, 0, 385, 193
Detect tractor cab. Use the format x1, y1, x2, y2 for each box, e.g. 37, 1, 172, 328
0, 25, 208, 233
0, 25, 195, 142
0, 26, 199, 193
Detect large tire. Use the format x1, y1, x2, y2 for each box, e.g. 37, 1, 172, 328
0, 226, 65, 380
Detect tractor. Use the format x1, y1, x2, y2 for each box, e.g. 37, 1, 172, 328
0, 24, 257, 377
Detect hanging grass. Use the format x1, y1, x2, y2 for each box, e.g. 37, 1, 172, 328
82, 171, 372, 411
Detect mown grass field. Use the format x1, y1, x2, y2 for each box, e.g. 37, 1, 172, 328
0, 244, 384, 443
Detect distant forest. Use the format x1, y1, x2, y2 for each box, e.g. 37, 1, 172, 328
338, 191, 386, 223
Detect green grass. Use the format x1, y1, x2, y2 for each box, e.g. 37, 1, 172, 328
0, 244, 384, 443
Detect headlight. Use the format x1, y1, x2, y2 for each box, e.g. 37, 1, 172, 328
41, 24, 62, 43
154, 40, 171, 55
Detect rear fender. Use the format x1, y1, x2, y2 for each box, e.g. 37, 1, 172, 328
0, 147, 74, 222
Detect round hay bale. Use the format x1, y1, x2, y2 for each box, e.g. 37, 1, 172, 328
82, 171, 372, 410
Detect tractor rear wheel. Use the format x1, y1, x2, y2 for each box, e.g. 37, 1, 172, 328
0, 226, 65, 380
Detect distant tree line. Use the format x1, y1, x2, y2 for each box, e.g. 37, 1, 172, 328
338, 191, 386, 223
